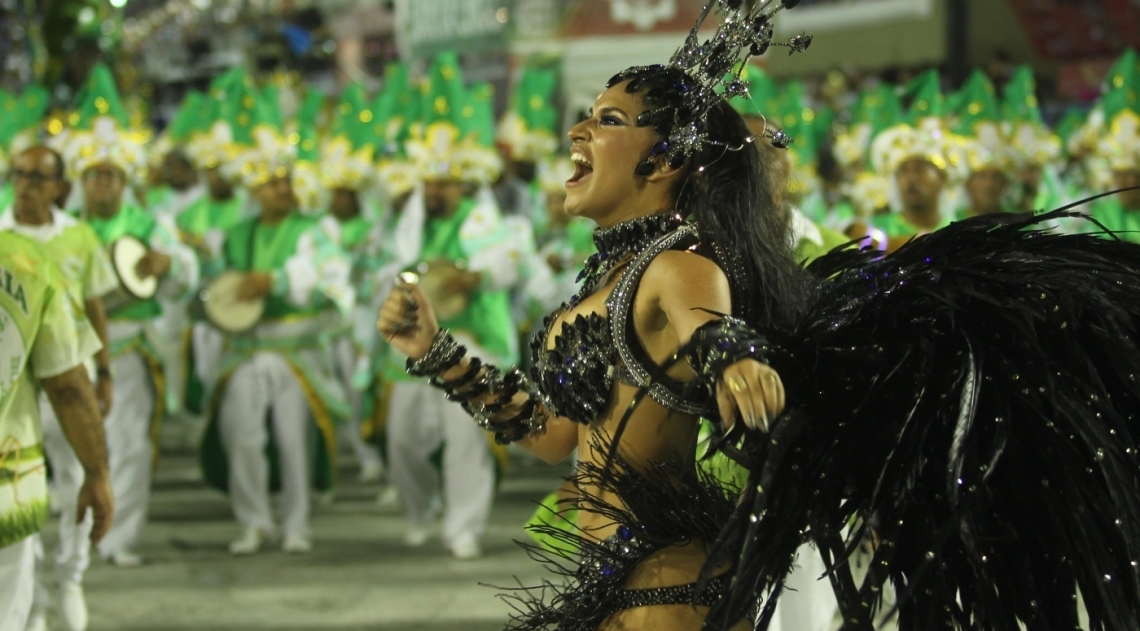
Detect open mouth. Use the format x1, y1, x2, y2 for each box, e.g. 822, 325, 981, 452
567, 152, 593, 187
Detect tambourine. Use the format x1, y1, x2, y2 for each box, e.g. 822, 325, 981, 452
199, 271, 266, 333
103, 236, 158, 312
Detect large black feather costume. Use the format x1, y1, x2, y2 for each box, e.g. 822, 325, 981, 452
697, 209, 1140, 630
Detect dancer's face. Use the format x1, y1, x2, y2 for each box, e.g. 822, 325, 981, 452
563, 81, 662, 222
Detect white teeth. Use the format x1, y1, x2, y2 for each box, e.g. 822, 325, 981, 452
570, 153, 592, 167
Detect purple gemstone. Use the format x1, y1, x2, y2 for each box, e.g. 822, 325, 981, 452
600, 252, 608, 260
617, 525, 632, 540
602, 566, 614, 577
558, 372, 567, 385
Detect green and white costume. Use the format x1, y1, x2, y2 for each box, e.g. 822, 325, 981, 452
0, 208, 117, 591
85, 203, 198, 560
56, 64, 201, 561
1083, 53, 1140, 242
869, 70, 967, 240
386, 53, 519, 555
0, 233, 99, 629
199, 210, 354, 539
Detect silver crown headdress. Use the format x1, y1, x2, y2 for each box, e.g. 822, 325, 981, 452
607, 0, 811, 175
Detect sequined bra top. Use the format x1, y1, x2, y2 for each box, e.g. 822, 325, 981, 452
529, 214, 715, 424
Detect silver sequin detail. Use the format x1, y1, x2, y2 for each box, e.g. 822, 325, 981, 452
606, 224, 714, 417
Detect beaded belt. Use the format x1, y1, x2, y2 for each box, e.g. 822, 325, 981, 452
578, 525, 730, 616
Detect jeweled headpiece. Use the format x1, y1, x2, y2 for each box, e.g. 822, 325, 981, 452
607, 0, 810, 175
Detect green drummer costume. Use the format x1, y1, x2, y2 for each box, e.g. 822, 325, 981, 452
315, 82, 387, 480
868, 70, 962, 245
64, 65, 200, 565
725, 65, 847, 263
497, 64, 561, 234
831, 84, 905, 230
384, 53, 520, 559
1003, 67, 1067, 214
197, 76, 354, 555
145, 92, 206, 223
1087, 53, 1140, 243
179, 69, 254, 414
950, 70, 1018, 220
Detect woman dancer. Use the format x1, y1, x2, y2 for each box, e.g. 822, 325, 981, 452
380, 2, 1140, 630
384, 60, 799, 631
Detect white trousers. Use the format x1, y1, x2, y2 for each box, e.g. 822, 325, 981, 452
96, 352, 156, 558
156, 299, 191, 414
35, 396, 94, 593
218, 352, 312, 538
330, 336, 382, 471
386, 381, 495, 545
0, 536, 35, 631
191, 322, 226, 397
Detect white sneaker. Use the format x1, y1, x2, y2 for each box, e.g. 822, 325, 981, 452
358, 461, 383, 483
229, 527, 265, 555
281, 534, 312, 554
25, 611, 47, 631
404, 525, 430, 548
106, 550, 143, 568
450, 534, 482, 560
58, 581, 89, 631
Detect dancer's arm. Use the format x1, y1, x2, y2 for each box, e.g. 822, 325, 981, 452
378, 278, 577, 460
643, 250, 785, 432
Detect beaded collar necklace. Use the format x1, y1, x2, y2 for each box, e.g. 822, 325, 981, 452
570, 212, 684, 307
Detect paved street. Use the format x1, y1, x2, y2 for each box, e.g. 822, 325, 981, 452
38, 440, 569, 631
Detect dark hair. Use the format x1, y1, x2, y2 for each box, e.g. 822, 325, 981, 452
678, 98, 814, 330
618, 70, 814, 330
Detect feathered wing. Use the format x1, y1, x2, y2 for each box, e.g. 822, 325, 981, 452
701, 210, 1140, 631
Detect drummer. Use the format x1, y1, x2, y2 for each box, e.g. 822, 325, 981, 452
382, 55, 520, 560
317, 84, 385, 484
198, 85, 354, 555
66, 82, 200, 568
177, 123, 249, 418
0, 146, 119, 630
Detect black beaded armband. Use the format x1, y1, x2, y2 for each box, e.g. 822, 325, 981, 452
683, 317, 771, 399
446, 365, 504, 407
491, 399, 550, 444
465, 368, 526, 419
406, 329, 466, 377
411, 333, 547, 444
432, 357, 484, 393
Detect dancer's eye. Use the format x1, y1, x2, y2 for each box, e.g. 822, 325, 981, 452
600, 115, 622, 126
